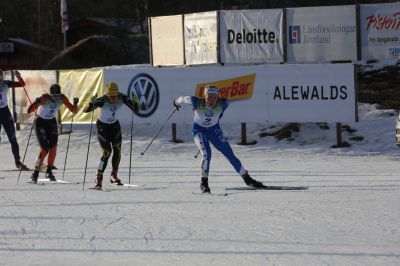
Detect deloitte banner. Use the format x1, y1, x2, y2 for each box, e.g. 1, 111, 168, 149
360, 3, 400, 60
220, 9, 284, 64
150, 15, 184, 66
286, 5, 357, 63
184, 11, 218, 65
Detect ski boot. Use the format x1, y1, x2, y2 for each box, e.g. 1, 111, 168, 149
94, 173, 103, 190
110, 169, 123, 185
200, 177, 211, 193
31, 169, 39, 183
15, 161, 29, 171
241, 171, 264, 188
45, 166, 56, 181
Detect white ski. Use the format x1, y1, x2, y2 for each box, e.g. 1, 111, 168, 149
110, 183, 139, 187
37, 178, 72, 184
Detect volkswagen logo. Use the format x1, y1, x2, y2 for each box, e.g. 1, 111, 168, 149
127, 73, 159, 118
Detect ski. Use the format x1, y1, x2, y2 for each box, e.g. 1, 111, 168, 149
192, 192, 229, 196
226, 185, 308, 191
37, 178, 72, 184
26, 181, 45, 185
109, 183, 139, 187
5, 168, 45, 173
89, 187, 109, 192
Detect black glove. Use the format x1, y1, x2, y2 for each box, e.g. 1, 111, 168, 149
73, 97, 79, 104
173, 99, 181, 111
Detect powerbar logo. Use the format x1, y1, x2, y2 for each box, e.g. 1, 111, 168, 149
195, 74, 256, 100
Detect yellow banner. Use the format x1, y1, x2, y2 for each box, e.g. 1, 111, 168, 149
195, 73, 256, 100
59, 69, 103, 123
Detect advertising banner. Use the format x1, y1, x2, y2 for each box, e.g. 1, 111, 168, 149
103, 63, 355, 125
286, 5, 357, 63
103, 65, 266, 125
360, 3, 400, 60
220, 9, 284, 64
264, 64, 356, 122
150, 15, 185, 66
184, 11, 218, 65
58, 69, 103, 123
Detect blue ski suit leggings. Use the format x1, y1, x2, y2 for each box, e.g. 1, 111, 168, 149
193, 124, 245, 178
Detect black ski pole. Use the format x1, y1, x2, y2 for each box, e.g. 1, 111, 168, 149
16, 118, 35, 184
128, 111, 134, 184
82, 109, 95, 190
194, 150, 201, 158
140, 107, 177, 156
61, 114, 74, 181
17, 81, 34, 185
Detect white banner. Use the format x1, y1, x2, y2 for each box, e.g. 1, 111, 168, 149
102, 64, 356, 125
184, 11, 218, 65
150, 15, 184, 66
360, 3, 400, 60
265, 64, 356, 122
286, 5, 357, 63
220, 10, 284, 64
11, 70, 57, 124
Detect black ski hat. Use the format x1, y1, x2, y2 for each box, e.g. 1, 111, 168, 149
50, 84, 61, 95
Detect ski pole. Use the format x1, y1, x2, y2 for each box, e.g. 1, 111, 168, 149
12, 70, 32, 105
140, 107, 177, 156
16, 118, 35, 184
128, 111, 134, 184
194, 150, 200, 158
16, 79, 35, 184
61, 114, 74, 181
82, 109, 95, 190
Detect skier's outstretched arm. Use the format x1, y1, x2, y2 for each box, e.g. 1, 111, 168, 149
83, 96, 104, 113
27, 95, 47, 113
62, 95, 79, 114
122, 94, 140, 113
174, 96, 194, 110
6, 71, 25, 88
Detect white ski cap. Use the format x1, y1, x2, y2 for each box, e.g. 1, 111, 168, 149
204, 85, 219, 95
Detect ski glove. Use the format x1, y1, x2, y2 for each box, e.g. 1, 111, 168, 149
15, 71, 22, 79
173, 99, 181, 111
131, 93, 139, 103
73, 97, 79, 104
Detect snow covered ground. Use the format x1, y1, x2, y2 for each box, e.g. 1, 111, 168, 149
0, 103, 399, 266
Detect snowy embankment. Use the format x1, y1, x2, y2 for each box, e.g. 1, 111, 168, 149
0, 103, 399, 266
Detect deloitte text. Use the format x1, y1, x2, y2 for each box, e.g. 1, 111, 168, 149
227, 29, 277, 44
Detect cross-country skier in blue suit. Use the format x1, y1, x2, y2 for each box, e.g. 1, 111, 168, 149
174, 85, 264, 193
